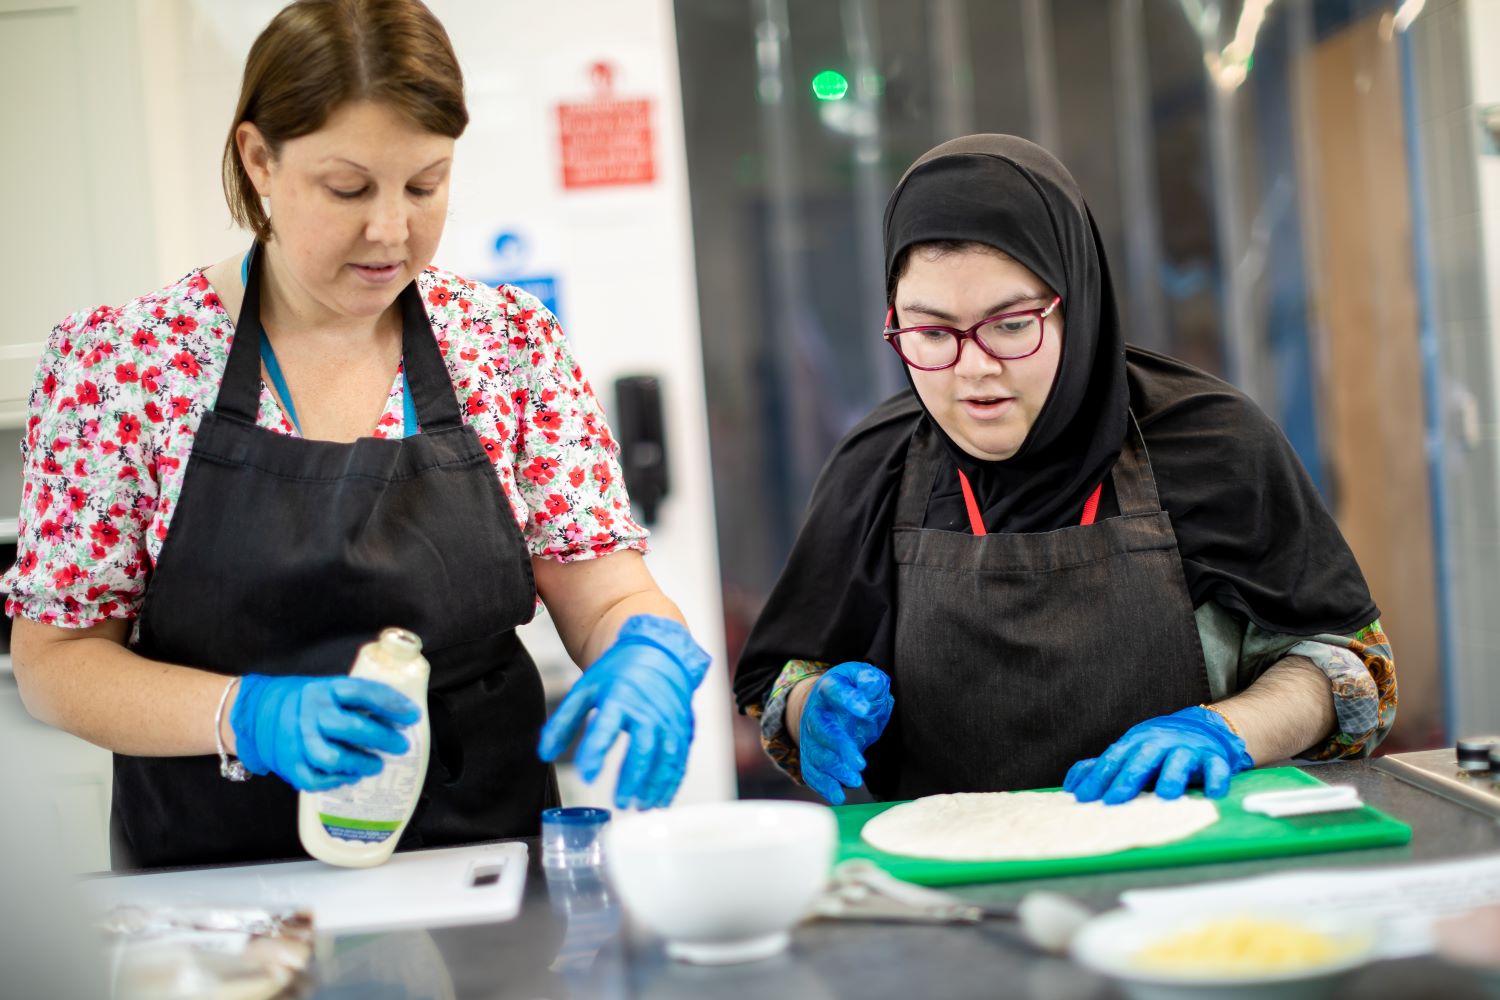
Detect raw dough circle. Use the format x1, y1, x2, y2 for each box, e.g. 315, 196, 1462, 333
860, 791, 1220, 861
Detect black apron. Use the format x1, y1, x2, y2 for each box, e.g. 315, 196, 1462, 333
111, 248, 557, 869
875, 414, 1209, 799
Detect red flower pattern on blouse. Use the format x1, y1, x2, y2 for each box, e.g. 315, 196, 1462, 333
2, 267, 646, 627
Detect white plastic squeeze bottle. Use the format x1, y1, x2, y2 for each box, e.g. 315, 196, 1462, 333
298, 628, 430, 868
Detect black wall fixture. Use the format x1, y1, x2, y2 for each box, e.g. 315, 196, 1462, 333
614, 375, 670, 526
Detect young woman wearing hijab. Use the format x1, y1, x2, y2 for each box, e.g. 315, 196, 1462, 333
733, 135, 1396, 807
4, 0, 708, 869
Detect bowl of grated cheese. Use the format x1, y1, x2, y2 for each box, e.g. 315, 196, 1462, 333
1071, 909, 1376, 1000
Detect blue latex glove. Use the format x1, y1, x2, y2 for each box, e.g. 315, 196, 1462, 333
798, 662, 893, 806
230, 674, 420, 792
536, 615, 711, 811
1063, 706, 1254, 805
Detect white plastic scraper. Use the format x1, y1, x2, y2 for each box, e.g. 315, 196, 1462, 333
1241, 784, 1362, 818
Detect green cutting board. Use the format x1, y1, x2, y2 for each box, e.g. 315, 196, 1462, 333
833, 767, 1411, 887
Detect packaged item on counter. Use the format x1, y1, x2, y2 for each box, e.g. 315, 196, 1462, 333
99, 905, 314, 1000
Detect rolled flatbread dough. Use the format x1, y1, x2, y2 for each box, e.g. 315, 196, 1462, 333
860, 791, 1220, 861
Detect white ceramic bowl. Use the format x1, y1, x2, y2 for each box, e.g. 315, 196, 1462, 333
603, 800, 836, 965
1071, 908, 1377, 1000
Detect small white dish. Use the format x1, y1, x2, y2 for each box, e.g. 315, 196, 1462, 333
1071, 907, 1376, 1000
603, 800, 836, 965
1241, 785, 1362, 818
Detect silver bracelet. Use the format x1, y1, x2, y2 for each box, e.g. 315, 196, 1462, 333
215, 677, 248, 782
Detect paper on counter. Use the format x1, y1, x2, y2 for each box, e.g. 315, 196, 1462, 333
1119, 853, 1500, 959
101, 906, 313, 1000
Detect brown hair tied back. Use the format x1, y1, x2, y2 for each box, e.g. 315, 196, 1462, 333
222, 0, 468, 243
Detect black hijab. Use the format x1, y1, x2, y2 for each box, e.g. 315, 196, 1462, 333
734, 135, 1377, 712
884, 134, 1127, 533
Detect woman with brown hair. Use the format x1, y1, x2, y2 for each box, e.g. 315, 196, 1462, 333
3, 0, 709, 869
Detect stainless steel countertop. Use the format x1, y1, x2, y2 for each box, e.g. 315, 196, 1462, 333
306, 759, 1500, 999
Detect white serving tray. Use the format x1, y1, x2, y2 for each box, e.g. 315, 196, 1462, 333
79, 841, 529, 936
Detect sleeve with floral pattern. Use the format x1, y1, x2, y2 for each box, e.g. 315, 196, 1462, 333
1286, 620, 1397, 761
750, 659, 832, 785
498, 288, 649, 562
1, 307, 158, 628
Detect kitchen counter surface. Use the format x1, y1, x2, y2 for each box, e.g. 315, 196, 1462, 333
306, 759, 1500, 998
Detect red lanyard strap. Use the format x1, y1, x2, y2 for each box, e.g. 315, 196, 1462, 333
1080, 481, 1102, 525
957, 469, 1103, 536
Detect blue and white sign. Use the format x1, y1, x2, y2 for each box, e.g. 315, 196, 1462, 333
475, 230, 562, 321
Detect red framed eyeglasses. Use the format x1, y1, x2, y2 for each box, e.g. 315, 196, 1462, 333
883, 296, 1062, 371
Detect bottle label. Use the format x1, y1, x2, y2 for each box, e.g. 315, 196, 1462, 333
319, 815, 403, 843
316, 719, 426, 844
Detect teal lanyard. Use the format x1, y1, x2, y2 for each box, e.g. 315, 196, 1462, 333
240, 252, 418, 437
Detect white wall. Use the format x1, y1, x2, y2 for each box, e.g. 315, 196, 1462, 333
0, 0, 159, 422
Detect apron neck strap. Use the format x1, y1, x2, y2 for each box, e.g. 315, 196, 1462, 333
216, 244, 271, 423
901, 410, 1162, 533
1111, 413, 1161, 516
395, 275, 464, 431
957, 471, 1103, 535
218, 243, 465, 432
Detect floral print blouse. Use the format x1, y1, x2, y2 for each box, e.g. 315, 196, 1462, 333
2, 267, 647, 628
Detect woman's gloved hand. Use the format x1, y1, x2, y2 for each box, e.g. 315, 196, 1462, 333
1063, 706, 1254, 804
537, 615, 711, 811
230, 674, 421, 792
798, 663, 894, 806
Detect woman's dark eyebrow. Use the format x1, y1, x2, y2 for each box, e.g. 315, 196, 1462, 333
898, 292, 1043, 324
321, 156, 452, 174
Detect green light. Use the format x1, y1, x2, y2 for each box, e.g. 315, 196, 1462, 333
811, 70, 849, 101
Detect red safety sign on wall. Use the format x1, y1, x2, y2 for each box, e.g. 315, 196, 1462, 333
556, 61, 656, 190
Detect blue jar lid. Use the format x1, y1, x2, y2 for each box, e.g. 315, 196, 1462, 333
541, 806, 611, 826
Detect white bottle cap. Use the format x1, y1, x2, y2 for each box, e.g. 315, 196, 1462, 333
377, 627, 423, 662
